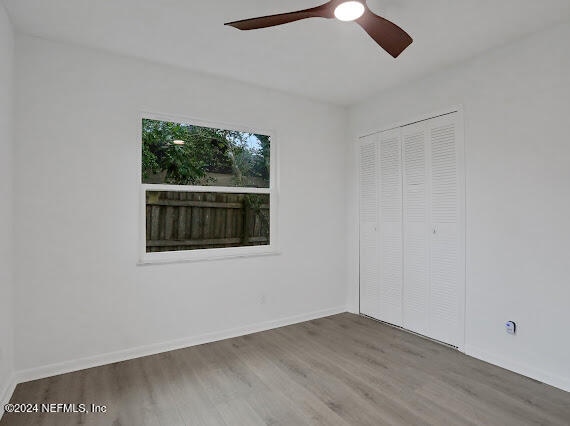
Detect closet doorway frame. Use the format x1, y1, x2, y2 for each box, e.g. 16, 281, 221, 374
357, 105, 467, 353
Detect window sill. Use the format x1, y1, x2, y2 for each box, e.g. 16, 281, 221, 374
138, 245, 280, 266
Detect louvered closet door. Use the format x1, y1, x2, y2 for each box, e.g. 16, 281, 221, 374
402, 121, 430, 335
378, 128, 403, 326
359, 134, 380, 318
428, 113, 465, 347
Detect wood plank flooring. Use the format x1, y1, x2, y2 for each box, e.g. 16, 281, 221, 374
2, 313, 569, 425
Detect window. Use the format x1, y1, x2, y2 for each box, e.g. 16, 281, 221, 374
139, 113, 276, 263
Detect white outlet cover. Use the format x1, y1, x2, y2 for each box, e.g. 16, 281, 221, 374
505, 321, 516, 335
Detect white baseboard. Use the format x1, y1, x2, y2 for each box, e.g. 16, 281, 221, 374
0, 373, 17, 421
15, 306, 347, 385
465, 345, 570, 393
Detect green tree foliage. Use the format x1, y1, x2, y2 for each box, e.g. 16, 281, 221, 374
142, 119, 270, 186
252, 134, 270, 180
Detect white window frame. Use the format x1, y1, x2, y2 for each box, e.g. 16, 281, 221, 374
138, 112, 278, 264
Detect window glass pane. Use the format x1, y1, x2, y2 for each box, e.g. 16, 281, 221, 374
146, 191, 270, 252
142, 119, 270, 188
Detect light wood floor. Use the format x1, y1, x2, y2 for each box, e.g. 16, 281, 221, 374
2, 313, 569, 425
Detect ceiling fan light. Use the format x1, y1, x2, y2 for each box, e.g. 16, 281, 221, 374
334, 1, 365, 22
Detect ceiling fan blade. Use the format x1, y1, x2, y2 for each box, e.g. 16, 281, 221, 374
225, 2, 334, 30
356, 9, 413, 58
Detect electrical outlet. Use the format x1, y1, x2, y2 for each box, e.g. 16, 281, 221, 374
505, 321, 516, 335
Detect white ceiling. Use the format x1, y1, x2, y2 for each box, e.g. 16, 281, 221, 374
4, 0, 570, 105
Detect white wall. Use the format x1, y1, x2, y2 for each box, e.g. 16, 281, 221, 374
0, 0, 15, 406
348, 20, 570, 391
13, 35, 348, 375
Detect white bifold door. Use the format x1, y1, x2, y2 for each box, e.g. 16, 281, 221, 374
359, 134, 380, 318
359, 112, 465, 348
378, 128, 404, 326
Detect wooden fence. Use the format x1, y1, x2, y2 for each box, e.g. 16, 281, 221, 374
146, 191, 270, 252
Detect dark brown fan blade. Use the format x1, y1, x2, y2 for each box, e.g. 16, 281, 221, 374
225, 2, 334, 30
356, 9, 412, 58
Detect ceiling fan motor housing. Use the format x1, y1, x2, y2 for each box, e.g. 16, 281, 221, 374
331, 0, 366, 7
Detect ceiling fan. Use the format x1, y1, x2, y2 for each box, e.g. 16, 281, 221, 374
225, 0, 413, 58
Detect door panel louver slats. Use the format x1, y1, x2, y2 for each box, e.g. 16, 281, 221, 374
429, 115, 462, 346
402, 123, 429, 335
360, 141, 378, 224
